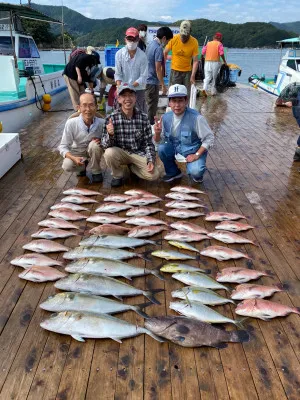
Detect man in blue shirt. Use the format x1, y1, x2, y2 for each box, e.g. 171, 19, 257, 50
145, 27, 173, 125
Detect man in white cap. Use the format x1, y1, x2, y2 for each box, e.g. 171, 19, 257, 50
163, 20, 199, 98
153, 84, 214, 183
102, 83, 160, 187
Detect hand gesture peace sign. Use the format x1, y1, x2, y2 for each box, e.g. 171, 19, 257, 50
153, 116, 162, 135
106, 117, 114, 136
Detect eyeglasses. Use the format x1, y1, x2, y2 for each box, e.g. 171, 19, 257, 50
126, 36, 139, 42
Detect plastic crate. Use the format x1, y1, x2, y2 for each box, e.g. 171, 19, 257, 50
229, 69, 239, 83
0, 134, 22, 179
105, 47, 120, 67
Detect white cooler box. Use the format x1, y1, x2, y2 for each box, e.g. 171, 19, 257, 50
0, 133, 22, 179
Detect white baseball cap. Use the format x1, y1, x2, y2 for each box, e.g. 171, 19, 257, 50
168, 84, 188, 98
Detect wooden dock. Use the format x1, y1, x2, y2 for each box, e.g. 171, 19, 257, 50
0, 85, 299, 400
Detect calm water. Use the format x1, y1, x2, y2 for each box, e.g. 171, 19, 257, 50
40, 48, 283, 84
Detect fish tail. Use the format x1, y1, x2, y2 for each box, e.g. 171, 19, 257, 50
140, 250, 152, 262
234, 317, 248, 329
144, 289, 164, 304
275, 283, 285, 291
150, 268, 166, 281
296, 307, 300, 314
133, 302, 152, 319
203, 268, 211, 274
154, 239, 163, 246
145, 329, 165, 343
266, 270, 275, 278
229, 329, 250, 343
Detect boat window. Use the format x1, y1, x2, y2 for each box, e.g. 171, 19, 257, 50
19, 36, 31, 58
0, 36, 14, 55
287, 59, 296, 71
29, 38, 40, 58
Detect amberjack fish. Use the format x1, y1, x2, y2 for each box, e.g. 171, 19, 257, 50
172, 272, 229, 291
171, 287, 234, 305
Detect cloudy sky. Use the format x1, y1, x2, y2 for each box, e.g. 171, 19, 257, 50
13, 0, 300, 23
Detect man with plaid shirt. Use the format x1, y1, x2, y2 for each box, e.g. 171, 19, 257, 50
102, 83, 161, 187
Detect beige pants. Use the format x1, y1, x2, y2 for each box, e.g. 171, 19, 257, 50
63, 75, 85, 111
104, 147, 161, 181
62, 141, 104, 174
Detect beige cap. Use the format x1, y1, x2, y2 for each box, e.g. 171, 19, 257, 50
180, 20, 191, 36
86, 46, 96, 54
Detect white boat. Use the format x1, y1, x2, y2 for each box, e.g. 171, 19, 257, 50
248, 37, 300, 98
0, 4, 67, 133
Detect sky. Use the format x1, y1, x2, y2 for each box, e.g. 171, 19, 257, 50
10, 0, 300, 23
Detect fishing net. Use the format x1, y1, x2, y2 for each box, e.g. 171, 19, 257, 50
276, 82, 300, 105
216, 65, 230, 93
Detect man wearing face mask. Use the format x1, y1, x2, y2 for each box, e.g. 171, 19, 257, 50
145, 26, 174, 125
115, 27, 148, 113
164, 20, 199, 99
137, 24, 147, 52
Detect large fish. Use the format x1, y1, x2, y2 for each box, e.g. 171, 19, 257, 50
165, 192, 202, 202
40, 292, 151, 318
235, 299, 300, 320
95, 203, 132, 213
160, 263, 210, 274
48, 209, 87, 221
128, 225, 168, 238
215, 221, 255, 232
164, 231, 208, 242
171, 186, 205, 194
10, 253, 64, 268
124, 189, 160, 198
172, 272, 229, 291
86, 214, 127, 224
79, 234, 156, 248
55, 273, 163, 304
151, 250, 196, 261
205, 212, 247, 222
200, 246, 251, 261
19, 266, 66, 282
61, 195, 98, 204
170, 222, 209, 234
168, 241, 201, 253
231, 283, 284, 300
38, 218, 79, 230
208, 231, 257, 245
170, 301, 243, 327
126, 207, 163, 217
216, 267, 273, 283
23, 239, 69, 253
165, 201, 206, 209
31, 228, 78, 240
50, 203, 89, 212
166, 209, 205, 219
125, 197, 161, 206
89, 224, 130, 236
171, 287, 234, 305
125, 216, 167, 226
103, 194, 132, 202
65, 258, 164, 280
40, 311, 164, 343
63, 188, 102, 196
145, 316, 249, 348
63, 246, 150, 261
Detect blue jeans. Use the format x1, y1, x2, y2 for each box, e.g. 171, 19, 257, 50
297, 135, 300, 146
158, 142, 208, 179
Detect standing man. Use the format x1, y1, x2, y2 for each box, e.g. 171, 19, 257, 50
115, 27, 148, 113
102, 83, 160, 187
137, 24, 148, 52
145, 26, 174, 125
284, 88, 300, 161
164, 20, 199, 98
58, 93, 104, 182
154, 84, 214, 183
202, 32, 226, 96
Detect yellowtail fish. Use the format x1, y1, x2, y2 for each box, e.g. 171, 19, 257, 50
168, 241, 201, 253
79, 234, 156, 248
171, 287, 234, 305
151, 250, 196, 260
172, 272, 229, 291
160, 263, 210, 274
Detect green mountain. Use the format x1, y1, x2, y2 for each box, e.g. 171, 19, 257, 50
270, 21, 300, 35
31, 3, 297, 48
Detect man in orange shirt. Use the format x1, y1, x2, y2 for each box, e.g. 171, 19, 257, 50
202, 32, 226, 96
164, 20, 198, 98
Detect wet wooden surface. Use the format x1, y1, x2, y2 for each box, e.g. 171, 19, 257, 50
0, 85, 299, 400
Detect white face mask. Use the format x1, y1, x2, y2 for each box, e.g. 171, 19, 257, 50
126, 41, 138, 51
139, 31, 146, 38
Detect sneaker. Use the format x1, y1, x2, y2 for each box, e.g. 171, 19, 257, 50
192, 176, 204, 183
111, 177, 124, 187
92, 173, 103, 183
162, 171, 183, 182
293, 147, 300, 162
76, 169, 86, 177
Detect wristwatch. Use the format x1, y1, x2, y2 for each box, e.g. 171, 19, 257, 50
195, 152, 200, 158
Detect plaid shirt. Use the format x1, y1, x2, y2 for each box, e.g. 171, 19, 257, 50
102, 108, 156, 164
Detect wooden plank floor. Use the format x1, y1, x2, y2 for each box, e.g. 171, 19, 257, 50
0, 85, 299, 400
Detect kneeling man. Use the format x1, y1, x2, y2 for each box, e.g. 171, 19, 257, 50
154, 84, 214, 183
58, 93, 104, 182
102, 83, 160, 187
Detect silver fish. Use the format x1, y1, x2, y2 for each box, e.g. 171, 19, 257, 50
170, 222, 209, 234
125, 216, 167, 226
50, 203, 89, 211
165, 201, 206, 209
171, 186, 206, 194
128, 225, 168, 238
170, 301, 243, 327
55, 273, 163, 304
65, 258, 163, 280
126, 207, 164, 216
215, 221, 255, 232
40, 311, 164, 343
63, 246, 149, 261
10, 253, 64, 268
31, 228, 78, 240
23, 239, 69, 253
19, 266, 66, 282
166, 209, 205, 219
164, 231, 208, 242
86, 214, 127, 224
38, 218, 79, 230
63, 188, 101, 196
95, 203, 132, 213
79, 234, 155, 248
103, 194, 132, 202
124, 189, 160, 198
208, 231, 257, 245
151, 250, 196, 260
40, 292, 151, 318
172, 272, 229, 291
125, 197, 161, 206
172, 287, 234, 305
200, 246, 251, 261
61, 195, 98, 204
165, 192, 202, 201
205, 212, 247, 222
48, 209, 87, 221
168, 241, 201, 253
